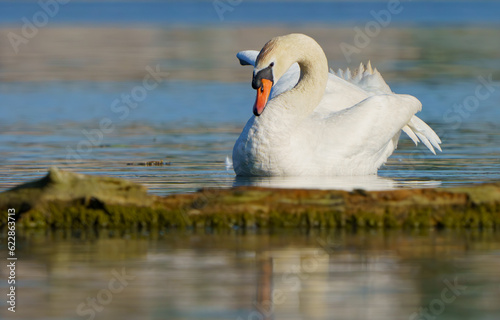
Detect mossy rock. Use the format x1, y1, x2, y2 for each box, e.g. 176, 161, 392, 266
1, 168, 500, 230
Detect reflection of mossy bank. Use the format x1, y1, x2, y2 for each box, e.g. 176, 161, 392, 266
1, 168, 499, 229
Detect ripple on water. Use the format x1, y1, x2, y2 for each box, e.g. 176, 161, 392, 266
1, 77, 500, 195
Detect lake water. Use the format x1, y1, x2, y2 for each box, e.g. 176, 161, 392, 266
1, 2, 500, 319
1, 0, 500, 26
1, 76, 500, 194
1, 229, 499, 320
1, 2, 500, 194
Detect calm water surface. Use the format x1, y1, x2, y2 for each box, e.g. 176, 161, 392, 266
2, 1, 500, 26
1, 3, 500, 320
1, 78, 500, 194
1, 2, 500, 194
0, 229, 499, 320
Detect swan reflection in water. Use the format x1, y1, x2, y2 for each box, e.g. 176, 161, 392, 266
233, 175, 441, 191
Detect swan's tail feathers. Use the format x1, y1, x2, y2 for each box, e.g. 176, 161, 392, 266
403, 116, 442, 155
331, 62, 392, 95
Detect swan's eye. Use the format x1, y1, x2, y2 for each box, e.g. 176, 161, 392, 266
269, 62, 274, 67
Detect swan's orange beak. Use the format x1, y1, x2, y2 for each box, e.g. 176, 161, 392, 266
253, 79, 272, 116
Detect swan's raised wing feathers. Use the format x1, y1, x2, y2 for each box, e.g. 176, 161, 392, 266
236, 50, 258, 66
402, 125, 420, 145
331, 62, 441, 154
332, 62, 392, 95
325, 94, 422, 157
403, 116, 442, 154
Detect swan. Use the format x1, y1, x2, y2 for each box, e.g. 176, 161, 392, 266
232, 33, 441, 176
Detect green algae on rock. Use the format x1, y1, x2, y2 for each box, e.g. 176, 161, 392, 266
1, 168, 499, 229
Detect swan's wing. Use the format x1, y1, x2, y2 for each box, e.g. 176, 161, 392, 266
315, 74, 370, 115
322, 94, 422, 159
315, 62, 390, 115
331, 63, 441, 153
402, 116, 442, 154
331, 61, 392, 95
236, 50, 259, 66
272, 63, 300, 99
237, 50, 300, 99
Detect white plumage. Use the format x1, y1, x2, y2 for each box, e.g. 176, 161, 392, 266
233, 34, 441, 176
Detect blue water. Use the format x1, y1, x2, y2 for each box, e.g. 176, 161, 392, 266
1, 76, 500, 194
1, 1, 500, 193
1, 4, 500, 320
1, 1, 500, 27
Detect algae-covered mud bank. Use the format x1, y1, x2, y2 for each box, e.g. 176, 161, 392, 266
1, 168, 499, 230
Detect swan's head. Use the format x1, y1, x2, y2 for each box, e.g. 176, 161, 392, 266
251, 34, 305, 116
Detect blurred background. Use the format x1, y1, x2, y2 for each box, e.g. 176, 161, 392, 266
1, 2, 500, 319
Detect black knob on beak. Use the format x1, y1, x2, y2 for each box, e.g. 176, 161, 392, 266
252, 65, 274, 90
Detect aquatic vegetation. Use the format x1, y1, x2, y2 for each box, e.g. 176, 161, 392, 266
1, 168, 499, 230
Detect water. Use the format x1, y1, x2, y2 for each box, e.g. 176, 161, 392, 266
1, 0, 500, 26
1, 77, 500, 194
1, 229, 499, 320
1, 4, 500, 319
1, 1, 500, 194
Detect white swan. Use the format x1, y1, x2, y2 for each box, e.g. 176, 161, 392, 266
232, 34, 441, 176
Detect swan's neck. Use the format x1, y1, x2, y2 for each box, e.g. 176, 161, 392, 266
273, 44, 329, 119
